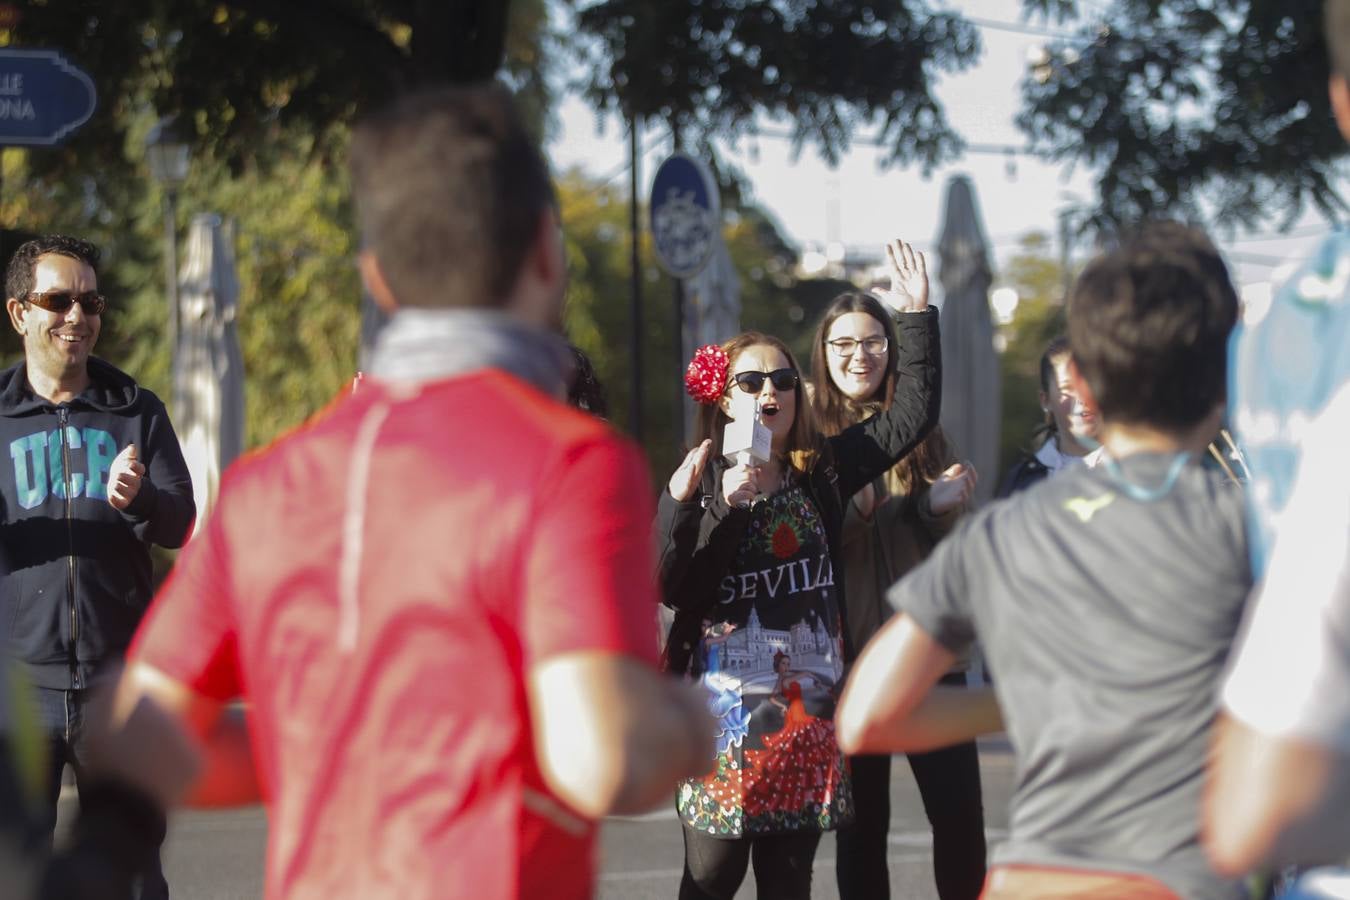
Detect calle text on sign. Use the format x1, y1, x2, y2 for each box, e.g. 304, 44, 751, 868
0, 49, 96, 146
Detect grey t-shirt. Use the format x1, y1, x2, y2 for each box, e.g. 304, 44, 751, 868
890, 453, 1250, 900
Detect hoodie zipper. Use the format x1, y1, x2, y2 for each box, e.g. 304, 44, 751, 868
58, 408, 79, 690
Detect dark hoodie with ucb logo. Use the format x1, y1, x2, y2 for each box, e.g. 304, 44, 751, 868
0, 356, 195, 690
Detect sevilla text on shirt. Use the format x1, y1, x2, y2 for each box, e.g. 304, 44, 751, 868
718, 552, 835, 605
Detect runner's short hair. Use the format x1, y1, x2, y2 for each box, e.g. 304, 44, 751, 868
1068, 222, 1237, 433
350, 82, 555, 310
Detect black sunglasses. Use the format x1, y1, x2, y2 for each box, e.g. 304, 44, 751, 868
25, 291, 107, 316
729, 368, 799, 394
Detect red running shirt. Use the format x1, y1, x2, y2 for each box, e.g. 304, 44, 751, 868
132, 371, 660, 900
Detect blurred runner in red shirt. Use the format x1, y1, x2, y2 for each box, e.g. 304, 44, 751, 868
91, 83, 712, 900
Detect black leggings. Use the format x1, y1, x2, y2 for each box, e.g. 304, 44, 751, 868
835, 722, 987, 899
680, 825, 822, 900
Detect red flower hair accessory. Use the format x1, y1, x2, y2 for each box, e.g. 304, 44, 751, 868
684, 344, 729, 405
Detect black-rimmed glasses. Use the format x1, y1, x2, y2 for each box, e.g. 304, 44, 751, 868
826, 336, 887, 357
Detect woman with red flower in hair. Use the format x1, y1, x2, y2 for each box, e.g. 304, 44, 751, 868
658, 239, 941, 900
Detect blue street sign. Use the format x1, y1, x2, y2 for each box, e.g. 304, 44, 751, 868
650, 153, 720, 279
0, 49, 96, 146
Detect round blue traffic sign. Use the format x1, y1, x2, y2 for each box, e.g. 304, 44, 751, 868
649, 153, 720, 279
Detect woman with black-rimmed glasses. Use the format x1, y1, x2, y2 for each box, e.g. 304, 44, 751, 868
655, 239, 941, 900
810, 288, 987, 900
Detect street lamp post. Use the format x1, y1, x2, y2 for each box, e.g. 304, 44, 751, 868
145, 115, 190, 354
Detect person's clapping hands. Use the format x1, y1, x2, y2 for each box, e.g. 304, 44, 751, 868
107, 444, 144, 511
668, 440, 712, 502
929, 462, 977, 515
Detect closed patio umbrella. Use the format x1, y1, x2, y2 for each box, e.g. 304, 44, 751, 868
174, 213, 245, 532
681, 236, 741, 440
936, 176, 1001, 506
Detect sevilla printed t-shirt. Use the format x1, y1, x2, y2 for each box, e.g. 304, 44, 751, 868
677, 484, 852, 838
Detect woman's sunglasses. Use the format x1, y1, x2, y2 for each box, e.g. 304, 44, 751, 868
25, 291, 107, 315
729, 368, 799, 394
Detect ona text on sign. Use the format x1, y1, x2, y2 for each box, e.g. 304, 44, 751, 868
0, 73, 35, 120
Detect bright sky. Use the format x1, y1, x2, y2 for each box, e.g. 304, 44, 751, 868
547, 0, 1340, 293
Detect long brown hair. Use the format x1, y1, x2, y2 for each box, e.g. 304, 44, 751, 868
693, 331, 822, 475
893, 427, 953, 493
810, 291, 950, 490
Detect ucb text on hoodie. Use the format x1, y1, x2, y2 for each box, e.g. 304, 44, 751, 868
0, 357, 194, 689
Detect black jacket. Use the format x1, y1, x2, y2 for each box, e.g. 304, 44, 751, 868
0, 357, 195, 689
655, 308, 941, 674
995, 453, 1050, 499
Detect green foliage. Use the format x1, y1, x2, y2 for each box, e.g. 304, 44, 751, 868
569, 0, 981, 172
1019, 0, 1345, 233
3, 1, 545, 450
995, 232, 1067, 480
200, 127, 361, 448
12, 1, 519, 181
559, 170, 699, 482
0, 128, 172, 392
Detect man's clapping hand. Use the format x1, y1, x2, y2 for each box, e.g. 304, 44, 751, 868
108, 443, 144, 511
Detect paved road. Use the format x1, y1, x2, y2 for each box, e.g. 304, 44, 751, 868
57, 739, 1015, 899
596, 740, 1014, 899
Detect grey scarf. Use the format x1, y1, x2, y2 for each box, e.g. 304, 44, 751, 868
367, 308, 572, 396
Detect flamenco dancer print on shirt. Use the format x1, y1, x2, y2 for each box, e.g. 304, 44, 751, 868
742, 652, 845, 823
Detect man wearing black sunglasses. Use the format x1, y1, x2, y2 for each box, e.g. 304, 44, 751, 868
0, 233, 194, 900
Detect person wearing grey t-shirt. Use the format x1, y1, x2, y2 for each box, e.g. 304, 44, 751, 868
837, 222, 1250, 900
